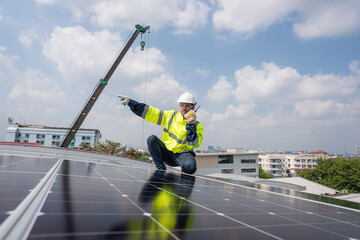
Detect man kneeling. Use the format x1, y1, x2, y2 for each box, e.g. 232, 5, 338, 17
118, 92, 204, 174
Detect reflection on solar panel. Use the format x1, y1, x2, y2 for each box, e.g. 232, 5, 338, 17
1, 154, 360, 240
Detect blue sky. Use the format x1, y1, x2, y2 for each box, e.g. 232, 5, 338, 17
1, 0, 360, 154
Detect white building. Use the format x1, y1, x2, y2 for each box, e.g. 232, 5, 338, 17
259, 151, 327, 177
258, 154, 286, 177
195, 148, 259, 177
285, 154, 319, 174
5, 123, 101, 148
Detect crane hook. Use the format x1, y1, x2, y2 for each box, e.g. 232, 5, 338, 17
140, 41, 145, 51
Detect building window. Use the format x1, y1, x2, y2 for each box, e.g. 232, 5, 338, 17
218, 155, 233, 164
241, 159, 256, 163
36, 141, 44, 145
52, 135, 60, 140
221, 169, 234, 174
36, 134, 45, 139
25, 134, 29, 138
82, 136, 91, 141
241, 168, 256, 173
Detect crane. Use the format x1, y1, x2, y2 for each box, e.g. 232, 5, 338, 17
60, 24, 150, 148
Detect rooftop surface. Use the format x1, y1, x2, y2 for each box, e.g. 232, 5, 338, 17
0, 143, 359, 239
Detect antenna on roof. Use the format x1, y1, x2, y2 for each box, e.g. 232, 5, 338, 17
8, 117, 13, 124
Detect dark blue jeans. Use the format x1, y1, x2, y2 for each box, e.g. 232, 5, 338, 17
147, 135, 197, 174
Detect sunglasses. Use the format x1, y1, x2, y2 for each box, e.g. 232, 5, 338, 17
179, 104, 193, 108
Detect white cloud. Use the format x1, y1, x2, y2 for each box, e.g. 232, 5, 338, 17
201, 60, 360, 150
233, 62, 301, 102
210, 103, 255, 123
36, 0, 98, 21
19, 30, 38, 48
132, 73, 187, 108
43, 26, 121, 84
91, 0, 210, 33
173, 0, 210, 34
213, 0, 297, 38
0, 65, 68, 128
36, 0, 210, 34
0, 49, 19, 74
206, 76, 233, 102
196, 68, 210, 76
35, 0, 58, 4
0, 14, 2, 22
293, 1, 360, 39
213, 0, 360, 39
42, 25, 166, 89
293, 99, 336, 119
9, 68, 65, 104
349, 60, 360, 75
297, 73, 359, 99
293, 98, 360, 122
230, 61, 360, 103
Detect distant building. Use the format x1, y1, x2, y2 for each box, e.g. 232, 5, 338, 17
259, 151, 327, 177
308, 150, 328, 159
258, 154, 286, 177
196, 148, 259, 177
207, 145, 224, 153
5, 122, 101, 148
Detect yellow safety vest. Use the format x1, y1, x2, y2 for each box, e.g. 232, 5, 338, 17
143, 106, 204, 153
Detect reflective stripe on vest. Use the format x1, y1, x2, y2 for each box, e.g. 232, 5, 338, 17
163, 112, 187, 145
157, 110, 164, 125
141, 105, 150, 119
162, 112, 200, 146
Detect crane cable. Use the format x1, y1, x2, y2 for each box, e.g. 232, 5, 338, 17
141, 30, 150, 148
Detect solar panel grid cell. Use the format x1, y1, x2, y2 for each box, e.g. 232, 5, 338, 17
0, 156, 58, 228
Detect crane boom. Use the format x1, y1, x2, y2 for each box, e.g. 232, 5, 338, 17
60, 24, 150, 148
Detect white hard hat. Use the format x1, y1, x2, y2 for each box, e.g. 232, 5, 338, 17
177, 92, 196, 105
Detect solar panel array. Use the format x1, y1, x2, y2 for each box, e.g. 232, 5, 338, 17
0, 154, 359, 240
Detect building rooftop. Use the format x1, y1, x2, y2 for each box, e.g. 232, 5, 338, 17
10, 123, 100, 132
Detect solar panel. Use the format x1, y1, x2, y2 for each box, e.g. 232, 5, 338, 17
0, 155, 58, 225
0, 155, 360, 240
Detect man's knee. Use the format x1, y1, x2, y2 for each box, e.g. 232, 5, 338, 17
181, 159, 197, 174
147, 135, 158, 146
182, 165, 197, 174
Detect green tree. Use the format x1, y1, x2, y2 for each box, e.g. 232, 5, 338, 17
122, 149, 153, 163
95, 140, 125, 155
259, 165, 273, 179
73, 142, 95, 152
298, 157, 360, 193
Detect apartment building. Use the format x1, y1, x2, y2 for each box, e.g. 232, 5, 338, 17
259, 151, 327, 177
5, 122, 101, 148
258, 154, 286, 177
